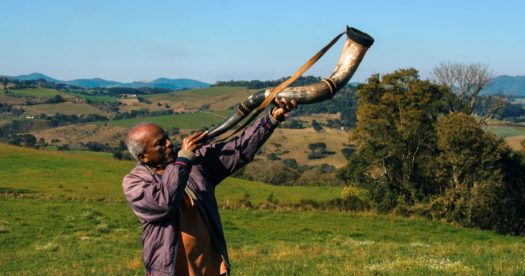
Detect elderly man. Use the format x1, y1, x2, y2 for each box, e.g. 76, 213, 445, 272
122, 98, 296, 275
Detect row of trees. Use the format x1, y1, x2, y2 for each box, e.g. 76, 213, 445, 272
338, 65, 525, 234
113, 109, 174, 120
214, 76, 322, 89
0, 103, 24, 116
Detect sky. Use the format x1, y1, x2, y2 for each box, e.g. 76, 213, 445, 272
1, 0, 524, 84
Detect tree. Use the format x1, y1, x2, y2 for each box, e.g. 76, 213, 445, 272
241, 160, 299, 185
118, 140, 127, 151
308, 142, 327, 159
343, 68, 525, 233
308, 142, 326, 152
1, 77, 9, 90
350, 68, 450, 208
47, 94, 64, 104
432, 112, 525, 234
430, 62, 497, 122
266, 153, 279, 160
112, 150, 123, 160
281, 158, 298, 169
21, 134, 37, 147
311, 120, 323, 132
281, 119, 305, 129
341, 146, 355, 160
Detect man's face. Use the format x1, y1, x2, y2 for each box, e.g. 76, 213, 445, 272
139, 125, 176, 168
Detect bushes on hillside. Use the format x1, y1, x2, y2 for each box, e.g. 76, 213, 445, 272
241, 160, 300, 185
296, 169, 342, 186
426, 113, 525, 234
339, 69, 525, 234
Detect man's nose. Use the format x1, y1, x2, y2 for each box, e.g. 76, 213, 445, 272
166, 138, 172, 148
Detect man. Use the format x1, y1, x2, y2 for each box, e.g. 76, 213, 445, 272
122, 98, 296, 275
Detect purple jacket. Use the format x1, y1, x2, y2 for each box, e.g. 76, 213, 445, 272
122, 115, 279, 275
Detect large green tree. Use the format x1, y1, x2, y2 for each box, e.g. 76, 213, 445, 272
348, 68, 450, 210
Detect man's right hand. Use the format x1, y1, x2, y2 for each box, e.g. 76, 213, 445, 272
181, 131, 208, 152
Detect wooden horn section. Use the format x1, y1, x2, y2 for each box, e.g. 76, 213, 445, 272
206, 26, 374, 141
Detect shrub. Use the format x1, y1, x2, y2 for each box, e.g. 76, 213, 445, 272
241, 160, 300, 185
340, 185, 372, 210
296, 169, 343, 186
281, 158, 298, 169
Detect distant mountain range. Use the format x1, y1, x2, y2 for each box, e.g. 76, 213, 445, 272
482, 75, 525, 97
5, 72, 525, 96
7, 72, 210, 90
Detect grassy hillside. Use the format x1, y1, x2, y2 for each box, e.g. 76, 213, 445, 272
64, 91, 119, 103
22, 102, 109, 116
0, 144, 340, 203
147, 86, 251, 111
0, 94, 26, 104
484, 125, 525, 151
32, 124, 128, 147
264, 127, 350, 168
105, 111, 228, 130
484, 125, 525, 138
2, 87, 63, 98
1, 144, 525, 274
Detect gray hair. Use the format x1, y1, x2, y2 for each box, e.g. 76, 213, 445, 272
127, 137, 146, 161
126, 122, 154, 161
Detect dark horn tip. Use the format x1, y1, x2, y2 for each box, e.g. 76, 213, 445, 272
346, 26, 374, 48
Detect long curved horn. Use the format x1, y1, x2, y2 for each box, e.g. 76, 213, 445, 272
206, 26, 374, 140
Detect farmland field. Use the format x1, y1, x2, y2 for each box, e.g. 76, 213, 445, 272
147, 86, 251, 111
0, 94, 26, 104
0, 115, 16, 126
2, 144, 525, 275
22, 102, 109, 116
2, 88, 64, 98
105, 111, 228, 130
484, 125, 525, 138
64, 91, 119, 103
264, 127, 350, 168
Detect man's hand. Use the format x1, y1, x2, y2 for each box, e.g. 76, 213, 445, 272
181, 131, 208, 152
271, 97, 297, 121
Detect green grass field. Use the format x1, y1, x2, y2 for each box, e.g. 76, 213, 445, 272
22, 102, 109, 116
64, 91, 119, 103
2, 88, 63, 98
105, 111, 228, 130
2, 144, 525, 275
484, 125, 525, 138
0, 144, 340, 203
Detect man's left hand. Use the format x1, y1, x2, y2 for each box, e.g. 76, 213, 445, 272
271, 97, 297, 121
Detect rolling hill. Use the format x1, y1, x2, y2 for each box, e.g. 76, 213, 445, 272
66, 78, 121, 88
482, 75, 525, 96
13, 72, 61, 83
8, 72, 210, 90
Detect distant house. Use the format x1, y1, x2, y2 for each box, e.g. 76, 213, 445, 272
25, 115, 34, 119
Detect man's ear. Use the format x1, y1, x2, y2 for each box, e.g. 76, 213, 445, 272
138, 153, 148, 163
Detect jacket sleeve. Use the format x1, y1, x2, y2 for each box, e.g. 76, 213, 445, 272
198, 114, 279, 185
122, 157, 192, 223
